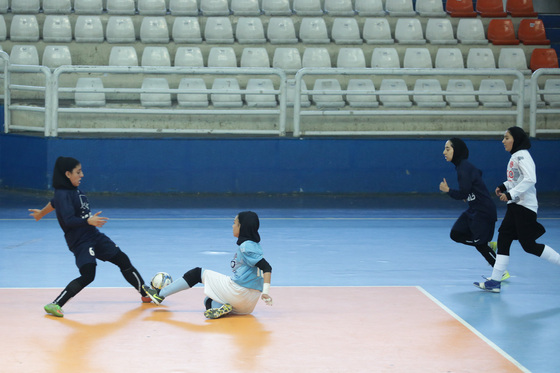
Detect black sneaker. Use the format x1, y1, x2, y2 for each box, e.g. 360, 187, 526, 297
142, 284, 165, 305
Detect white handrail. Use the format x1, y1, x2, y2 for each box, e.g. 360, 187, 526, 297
529, 68, 560, 137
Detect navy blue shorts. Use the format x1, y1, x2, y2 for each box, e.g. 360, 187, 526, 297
71, 233, 122, 269
452, 210, 496, 245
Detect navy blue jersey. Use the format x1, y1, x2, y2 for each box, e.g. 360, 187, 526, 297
51, 188, 100, 249
448, 160, 497, 221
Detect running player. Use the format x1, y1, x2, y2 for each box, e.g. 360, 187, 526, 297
143, 211, 273, 319
440, 138, 508, 280
475, 127, 560, 292
29, 156, 150, 317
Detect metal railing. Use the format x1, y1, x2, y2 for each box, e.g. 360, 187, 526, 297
529, 68, 560, 137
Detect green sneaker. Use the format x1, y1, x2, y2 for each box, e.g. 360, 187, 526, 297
204, 303, 232, 319
44, 303, 64, 317
488, 241, 498, 253
142, 285, 164, 305
501, 270, 510, 281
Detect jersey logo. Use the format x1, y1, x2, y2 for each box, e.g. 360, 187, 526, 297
89, 247, 95, 256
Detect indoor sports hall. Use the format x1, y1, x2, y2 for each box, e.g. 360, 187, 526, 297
1, 0, 560, 372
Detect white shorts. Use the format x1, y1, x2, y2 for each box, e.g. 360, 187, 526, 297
202, 269, 261, 315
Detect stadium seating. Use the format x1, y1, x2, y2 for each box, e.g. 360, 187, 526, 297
379, 79, 413, 108
0, 16, 5, 41
336, 48, 366, 68
386, 0, 416, 16
363, 18, 394, 44
211, 78, 243, 108
413, 79, 446, 108
231, 0, 261, 15
331, 18, 362, 44
476, 0, 507, 17
236, 18, 266, 44
457, 18, 488, 44
302, 48, 332, 68
446, 79, 479, 107
74, 0, 103, 14
0, 0, 7, 13
426, 18, 457, 44
11, 0, 40, 14
506, 0, 537, 17
75, 16, 104, 43
9, 45, 40, 65
262, 0, 292, 15
140, 17, 170, 43
403, 48, 433, 68
446, 0, 476, 17
272, 48, 302, 73
141, 47, 172, 67
371, 47, 400, 68
511, 79, 544, 107
415, 0, 446, 17
138, 0, 167, 15
245, 79, 277, 107
108, 46, 139, 66
394, 18, 426, 44
478, 79, 512, 108
42, 45, 72, 69
177, 78, 209, 107
487, 19, 520, 45
355, 0, 385, 16
287, 79, 311, 107
325, 0, 354, 16
107, 0, 136, 15
267, 17, 298, 44
207, 47, 237, 67
169, 0, 199, 15
543, 79, 560, 107
346, 79, 379, 108
498, 48, 530, 73
530, 48, 560, 71
141, 78, 171, 107
10, 15, 40, 42
43, 15, 72, 43
43, 0, 72, 14
204, 17, 234, 44
435, 48, 464, 68
200, 0, 230, 16
174, 47, 204, 67
172, 17, 202, 43
75, 78, 106, 107
299, 17, 330, 44
240, 48, 270, 67
293, 0, 324, 16
106, 16, 136, 43
312, 79, 345, 108
518, 19, 550, 45
466, 48, 496, 68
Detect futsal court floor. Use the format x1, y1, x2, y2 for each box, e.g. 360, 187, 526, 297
1, 190, 559, 373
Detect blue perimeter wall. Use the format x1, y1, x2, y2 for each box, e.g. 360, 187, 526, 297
0, 134, 558, 194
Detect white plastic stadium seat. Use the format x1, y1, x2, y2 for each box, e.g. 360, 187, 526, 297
75, 16, 104, 43
106, 16, 136, 43
426, 18, 457, 45
287, 79, 311, 107
107, 0, 136, 14
395, 18, 426, 44
511, 79, 544, 108
108, 46, 139, 66
293, 0, 323, 16
346, 79, 379, 108
272, 48, 302, 73
236, 17, 265, 44
204, 17, 234, 44
445, 79, 478, 108
169, 0, 199, 15
141, 78, 172, 107
43, 0, 72, 14
413, 79, 446, 108
267, 17, 298, 44
386, 0, 416, 16
379, 79, 412, 108
200, 0, 230, 15
240, 48, 270, 67
42, 45, 72, 69
0, 0, 7, 13
43, 15, 72, 43
332, 18, 362, 45
299, 18, 330, 44
174, 47, 204, 67
211, 78, 243, 108
245, 79, 277, 108
302, 48, 332, 68
355, 0, 385, 16
415, 0, 446, 16
207, 47, 237, 67
457, 19, 488, 45
138, 0, 167, 15
337, 48, 366, 68
10, 15, 40, 42
466, 48, 496, 69
435, 48, 464, 69
177, 78, 209, 107
403, 48, 433, 68
498, 48, 530, 74
371, 47, 400, 68
0, 16, 5, 40
9, 45, 39, 65
262, 0, 292, 15
74, 0, 103, 14
363, 18, 394, 45
75, 78, 106, 107
543, 79, 560, 108
312, 79, 345, 108
11, 0, 40, 14
172, 17, 202, 43
231, 0, 261, 15
140, 17, 170, 43
325, 0, 354, 16
478, 79, 512, 108
141, 47, 171, 67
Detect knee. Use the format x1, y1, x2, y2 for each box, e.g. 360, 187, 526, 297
78, 263, 96, 286
183, 267, 202, 288
449, 230, 462, 243
519, 240, 544, 256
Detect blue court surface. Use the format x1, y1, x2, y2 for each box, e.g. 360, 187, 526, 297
1, 190, 559, 372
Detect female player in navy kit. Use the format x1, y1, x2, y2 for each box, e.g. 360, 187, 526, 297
29, 156, 150, 317
439, 138, 508, 280
475, 127, 560, 292
144, 210, 273, 319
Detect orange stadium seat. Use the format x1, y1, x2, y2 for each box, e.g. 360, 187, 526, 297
506, 0, 537, 17
518, 19, 550, 45
446, 0, 476, 17
487, 19, 519, 45
530, 48, 559, 71
476, 0, 507, 17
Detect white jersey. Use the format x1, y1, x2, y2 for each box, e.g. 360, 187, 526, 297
504, 149, 538, 213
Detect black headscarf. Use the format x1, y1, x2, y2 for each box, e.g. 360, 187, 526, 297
236, 211, 261, 245
507, 126, 531, 154
449, 138, 469, 167
52, 156, 80, 190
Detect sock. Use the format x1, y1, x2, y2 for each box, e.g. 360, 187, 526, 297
491, 254, 509, 282
159, 277, 190, 298
476, 244, 496, 266
540, 245, 560, 266
54, 278, 84, 307
121, 266, 146, 296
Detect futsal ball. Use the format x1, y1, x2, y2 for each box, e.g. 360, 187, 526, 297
151, 272, 172, 290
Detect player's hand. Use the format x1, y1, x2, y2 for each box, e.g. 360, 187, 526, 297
88, 211, 108, 227
499, 193, 509, 202
28, 209, 42, 221
495, 187, 502, 197
261, 294, 273, 306
439, 178, 449, 193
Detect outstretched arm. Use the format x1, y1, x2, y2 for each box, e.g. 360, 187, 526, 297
261, 271, 273, 305
29, 202, 55, 221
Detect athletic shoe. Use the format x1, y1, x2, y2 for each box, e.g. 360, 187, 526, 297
44, 303, 64, 317
473, 279, 501, 293
488, 241, 497, 253
485, 271, 510, 282
142, 285, 164, 305
204, 303, 233, 319
141, 296, 152, 303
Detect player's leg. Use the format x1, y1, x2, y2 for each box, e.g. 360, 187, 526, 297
143, 267, 202, 305
106, 250, 149, 301
203, 296, 233, 319
44, 262, 96, 317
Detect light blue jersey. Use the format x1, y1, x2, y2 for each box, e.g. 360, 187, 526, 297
231, 240, 264, 291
